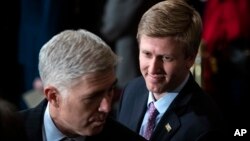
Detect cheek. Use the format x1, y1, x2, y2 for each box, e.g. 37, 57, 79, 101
139, 57, 148, 69
64, 99, 87, 119
139, 63, 147, 74
164, 63, 185, 79
67, 104, 90, 128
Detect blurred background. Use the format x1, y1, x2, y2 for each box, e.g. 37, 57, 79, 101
0, 0, 249, 137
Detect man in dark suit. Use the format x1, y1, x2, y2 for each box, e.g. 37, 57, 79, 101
19, 29, 146, 141
117, 0, 227, 141
100, 0, 164, 90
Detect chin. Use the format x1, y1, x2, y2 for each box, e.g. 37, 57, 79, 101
148, 86, 161, 93
151, 89, 164, 94
147, 83, 166, 93
90, 126, 104, 135
80, 128, 102, 136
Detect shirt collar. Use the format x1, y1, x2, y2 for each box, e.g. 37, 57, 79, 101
43, 103, 65, 141
147, 73, 190, 114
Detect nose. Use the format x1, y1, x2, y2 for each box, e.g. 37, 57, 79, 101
149, 57, 162, 74
98, 93, 112, 113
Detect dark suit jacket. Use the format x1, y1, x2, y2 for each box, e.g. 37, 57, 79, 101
19, 99, 146, 141
117, 75, 227, 141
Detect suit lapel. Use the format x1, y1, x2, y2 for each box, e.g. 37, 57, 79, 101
151, 74, 196, 141
27, 99, 47, 141
130, 88, 148, 132
151, 112, 180, 141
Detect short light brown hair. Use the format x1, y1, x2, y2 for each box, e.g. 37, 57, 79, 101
137, 0, 202, 58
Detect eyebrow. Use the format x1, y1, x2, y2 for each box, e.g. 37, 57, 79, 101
98, 78, 118, 94
82, 79, 118, 99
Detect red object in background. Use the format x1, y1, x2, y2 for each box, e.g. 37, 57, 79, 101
202, 0, 250, 54
201, 0, 250, 92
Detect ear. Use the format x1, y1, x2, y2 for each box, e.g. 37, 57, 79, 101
185, 56, 196, 69
44, 85, 60, 108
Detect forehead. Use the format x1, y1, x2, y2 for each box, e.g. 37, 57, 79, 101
82, 70, 116, 85
71, 70, 116, 94
139, 35, 181, 54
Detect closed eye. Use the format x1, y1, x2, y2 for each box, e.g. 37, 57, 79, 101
141, 50, 152, 58
162, 56, 173, 62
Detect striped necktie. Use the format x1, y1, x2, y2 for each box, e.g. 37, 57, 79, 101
143, 102, 159, 140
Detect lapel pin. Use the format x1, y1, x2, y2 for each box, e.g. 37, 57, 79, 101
165, 123, 172, 132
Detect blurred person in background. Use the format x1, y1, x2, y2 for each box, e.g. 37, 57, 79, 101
0, 98, 27, 140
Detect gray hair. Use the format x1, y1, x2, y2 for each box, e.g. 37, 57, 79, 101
39, 29, 118, 90
137, 0, 202, 58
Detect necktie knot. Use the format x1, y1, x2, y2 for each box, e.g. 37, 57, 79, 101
148, 102, 158, 119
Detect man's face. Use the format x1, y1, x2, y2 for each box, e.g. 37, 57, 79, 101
53, 69, 117, 137
139, 35, 193, 95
